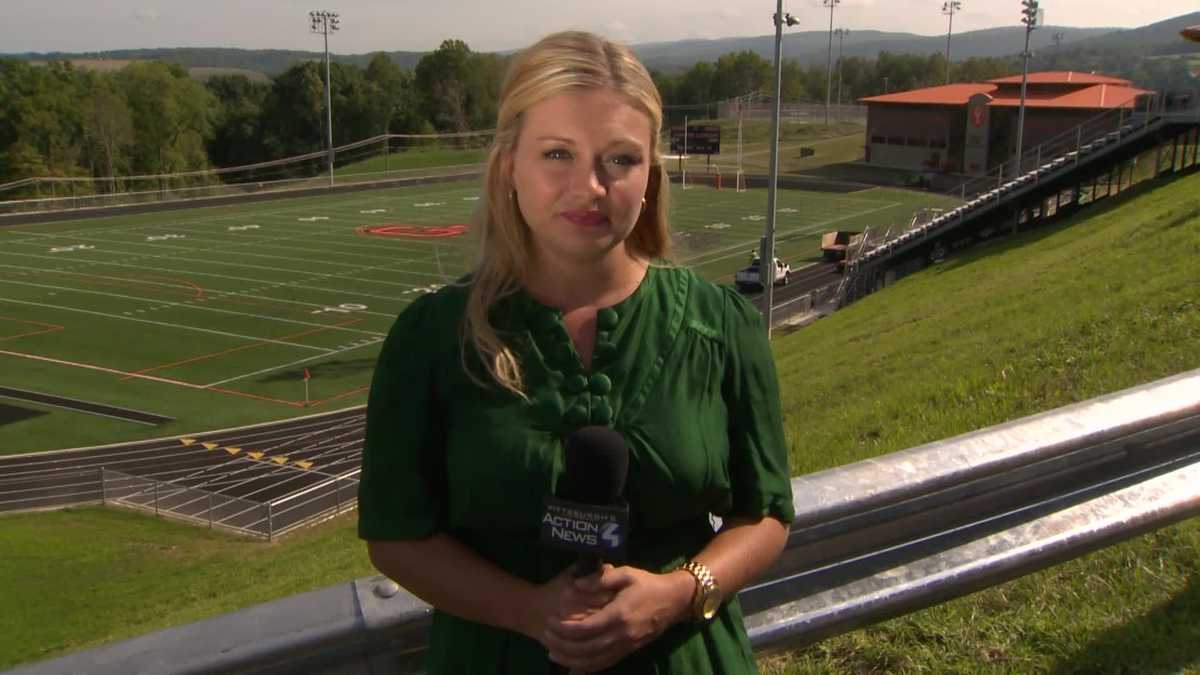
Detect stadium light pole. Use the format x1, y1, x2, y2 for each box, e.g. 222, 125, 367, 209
834, 28, 850, 107
763, 4, 801, 338
823, 0, 839, 125
1016, 0, 1040, 174
309, 10, 340, 187
942, 1, 962, 84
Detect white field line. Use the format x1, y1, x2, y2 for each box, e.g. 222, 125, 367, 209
20, 222, 470, 272
0, 348, 210, 389
680, 201, 901, 267
0, 249, 425, 302
2, 182, 480, 239
101, 223, 472, 265
2, 237, 448, 286
0, 262, 397, 319
203, 339, 384, 388
0, 297, 334, 352
0, 278, 386, 336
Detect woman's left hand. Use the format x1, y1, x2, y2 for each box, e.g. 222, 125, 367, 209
541, 564, 694, 673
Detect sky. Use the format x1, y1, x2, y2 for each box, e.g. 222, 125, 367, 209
3, 0, 1197, 55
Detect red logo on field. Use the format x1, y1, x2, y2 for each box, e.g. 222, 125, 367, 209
357, 224, 469, 239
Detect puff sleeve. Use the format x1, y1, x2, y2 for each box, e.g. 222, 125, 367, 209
721, 287, 795, 524
357, 293, 448, 540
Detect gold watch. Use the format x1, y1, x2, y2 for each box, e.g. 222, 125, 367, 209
679, 561, 721, 622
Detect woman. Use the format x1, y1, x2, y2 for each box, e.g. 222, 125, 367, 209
358, 31, 794, 674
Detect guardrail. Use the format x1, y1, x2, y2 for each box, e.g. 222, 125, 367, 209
14, 368, 1199, 675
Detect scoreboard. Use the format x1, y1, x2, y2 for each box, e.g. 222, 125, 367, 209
669, 125, 721, 155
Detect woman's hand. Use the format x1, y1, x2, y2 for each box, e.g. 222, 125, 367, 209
541, 564, 695, 673
517, 565, 615, 644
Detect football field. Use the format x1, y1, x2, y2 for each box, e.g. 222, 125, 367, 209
0, 180, 957, 453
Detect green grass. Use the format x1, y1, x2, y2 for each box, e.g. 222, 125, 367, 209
665, 120, 867, 176
0, 172, 1196, 672
759, 170, 1200, 673
0, 508, 373, 670
0, 179, 952, 454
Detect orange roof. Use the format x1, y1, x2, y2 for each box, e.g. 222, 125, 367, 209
859, 83, 996, 106
988, 84, 1152, 109
987, 71, 1131, 86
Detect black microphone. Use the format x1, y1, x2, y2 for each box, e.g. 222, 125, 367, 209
540, 426, 631, 576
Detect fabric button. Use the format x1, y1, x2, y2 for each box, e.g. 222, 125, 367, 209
565, 374, 588, 394
565, 403, 589, 427
590, 399, 613, 425
589, 374, 612, 395
596, 308, 619, 331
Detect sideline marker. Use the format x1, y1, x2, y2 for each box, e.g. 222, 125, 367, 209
271, 455, 288, 465
247, 451, 265, 460
295, 460, 314, 470
180, 437, 196, 446
202, 442, 218, 450
225, 447, 241, 456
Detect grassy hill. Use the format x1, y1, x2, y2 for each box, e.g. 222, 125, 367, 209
0, 171, 1197, 671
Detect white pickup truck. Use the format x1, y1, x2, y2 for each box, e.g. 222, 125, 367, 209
734, 257, 791, 292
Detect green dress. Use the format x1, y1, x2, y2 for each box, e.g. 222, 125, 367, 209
358, 264, 795, 674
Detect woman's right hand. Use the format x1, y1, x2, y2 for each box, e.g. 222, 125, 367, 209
520, 565, 614, 644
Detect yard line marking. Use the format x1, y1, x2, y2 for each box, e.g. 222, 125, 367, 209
0, 262, 398, 318
0, 279, 384, 337
680, 202, 901, 267
202, 338, 385, 387
0, 250, 427, 302
0, 348, 211, 389
2, 235, 445, 281
0, 297, 335, 352
123, 318, 364, 380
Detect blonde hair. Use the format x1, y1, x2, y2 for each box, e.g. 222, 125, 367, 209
463, 31, 672, 397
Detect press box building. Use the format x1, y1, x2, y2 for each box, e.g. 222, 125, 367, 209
859, 71, 1152, 175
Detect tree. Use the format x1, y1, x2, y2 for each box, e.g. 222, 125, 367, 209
83, 80, 134, 184
115, 61, 217, 176
206, 74, 269, 168
414, 39, 472, 132
712, 51, 771, 101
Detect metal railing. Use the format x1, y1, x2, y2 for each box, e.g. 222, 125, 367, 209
15, 368, 1199, 675
99, 468, 361, 540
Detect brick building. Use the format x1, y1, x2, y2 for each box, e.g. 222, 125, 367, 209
859, 72, 1153, 175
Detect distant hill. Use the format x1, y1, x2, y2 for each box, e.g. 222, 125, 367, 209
1067, 11, 1200, 55
4, 12, 1197, 80
632, 26, 1118, 72
5, 47, 424, 79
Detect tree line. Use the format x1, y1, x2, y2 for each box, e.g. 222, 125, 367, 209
1, 37, 1193, 186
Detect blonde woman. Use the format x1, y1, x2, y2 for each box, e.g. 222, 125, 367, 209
359, 31, 794, 674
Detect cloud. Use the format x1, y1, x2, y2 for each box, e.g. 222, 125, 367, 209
134, 8, 160, 22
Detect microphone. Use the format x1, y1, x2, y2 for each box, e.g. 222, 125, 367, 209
540, 426, 631, 576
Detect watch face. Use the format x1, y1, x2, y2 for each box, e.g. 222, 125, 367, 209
701, 594, 719, 619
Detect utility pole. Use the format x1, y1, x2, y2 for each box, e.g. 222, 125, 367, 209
309, 10, 340, 187
1016, 0, 1041, 174
834, 28, 850, 107
764, 4, 800, 337
942, 1, 962, 84
823, 0, 840, 125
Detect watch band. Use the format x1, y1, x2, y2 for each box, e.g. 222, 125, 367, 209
679, 560, 720, 622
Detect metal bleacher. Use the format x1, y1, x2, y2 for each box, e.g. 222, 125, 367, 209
854, 100, 1200, 268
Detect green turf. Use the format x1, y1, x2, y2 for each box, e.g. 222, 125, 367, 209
1, 171, 1196, 672
0, 179, 954, 454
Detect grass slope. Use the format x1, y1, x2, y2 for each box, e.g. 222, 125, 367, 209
762, 170, 1200, 673
1, 172, 1195, 672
